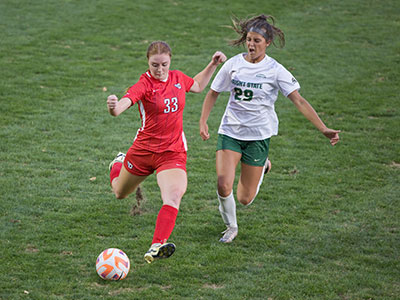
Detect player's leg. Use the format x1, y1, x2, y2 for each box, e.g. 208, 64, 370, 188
236, 138, 271, 206
236, 163, 265, 205
112, 166, 147, 199
144, 168, 186, 263
144, 151, 187, 263
216, 149, 241, 243
216, 149, 241, 221
109, 152, 147, 199
216, 149, 241, 197
156, 168, 187, 210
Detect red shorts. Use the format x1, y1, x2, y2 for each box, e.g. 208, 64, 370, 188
124, 149, 187, 176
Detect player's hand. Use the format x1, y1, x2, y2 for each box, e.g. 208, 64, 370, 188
199, 121, 210, 141
107, 95, 118, 110
323, 128, 341, 146
212, 51, 227, 66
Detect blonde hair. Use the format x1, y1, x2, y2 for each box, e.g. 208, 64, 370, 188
146, 41, 172, 59
230, 14, 285, 48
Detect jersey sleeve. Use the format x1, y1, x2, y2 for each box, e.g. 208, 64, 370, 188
276, 64, 301, 97
176, 70, 194, 92
122, 76, 148, 105
210, 59, 232, 92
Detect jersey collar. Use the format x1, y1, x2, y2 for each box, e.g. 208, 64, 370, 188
146, 71, 169, 83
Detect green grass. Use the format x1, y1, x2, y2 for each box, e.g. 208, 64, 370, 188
1, 0, 399, 299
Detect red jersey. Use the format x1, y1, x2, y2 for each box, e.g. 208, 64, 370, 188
122, 70, 194, 153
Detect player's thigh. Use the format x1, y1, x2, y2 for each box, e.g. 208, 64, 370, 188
156, 168, 187, 209
216, 149, 241, 192
114, 166, 147, 198
237, 162, 264, 200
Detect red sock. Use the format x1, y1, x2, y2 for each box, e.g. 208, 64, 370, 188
152, 205, 178, 245
110, 162, 122, 185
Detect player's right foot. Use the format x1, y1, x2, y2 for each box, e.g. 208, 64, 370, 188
219, 226, 238, 243
144, 242, 176, 264
109, 152, 125, 171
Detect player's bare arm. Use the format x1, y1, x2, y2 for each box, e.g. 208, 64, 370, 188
288, 90, 340, 146
199, 89, 220, 141
190, 51, 226, 93
107, 95, 131, 117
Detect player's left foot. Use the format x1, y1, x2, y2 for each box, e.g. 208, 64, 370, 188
144, 242, 176, 264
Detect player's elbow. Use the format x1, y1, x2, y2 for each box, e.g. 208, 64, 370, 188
190, 81, 203, 93
109, 110, 120, 117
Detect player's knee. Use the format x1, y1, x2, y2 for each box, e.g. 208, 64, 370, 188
113, 189, 128, 200
164, 187, 185, 207
237, 196, 252, 206
217, 177, 233, 197
171, 187, 185, 202
237, 191, 254, 206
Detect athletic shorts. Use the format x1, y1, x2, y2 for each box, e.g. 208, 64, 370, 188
124, 148, 187, 176
216, 134, 270, 167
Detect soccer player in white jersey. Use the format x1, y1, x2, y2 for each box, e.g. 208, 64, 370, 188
199, 14, 340, 243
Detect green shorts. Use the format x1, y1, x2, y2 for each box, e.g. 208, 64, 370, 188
216, 134, 270, 167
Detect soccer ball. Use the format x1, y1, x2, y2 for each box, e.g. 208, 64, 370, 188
96, 248, 130, 280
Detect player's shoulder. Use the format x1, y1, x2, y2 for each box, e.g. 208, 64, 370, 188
130, 71, 151, 85
170, 69, 191, 80
266, 55, 287, 70
169, 69, 185, 77
140, 71, 153, 82
226, 53, 243, 65
126, 72, 152, 91
169, 70, 193, 86
216, 53, 242, 73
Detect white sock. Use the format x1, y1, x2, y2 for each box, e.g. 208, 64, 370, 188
217, 191, 237, 228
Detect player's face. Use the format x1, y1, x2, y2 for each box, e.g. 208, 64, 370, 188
245, 32, 271, 63
148, 53, 171, 81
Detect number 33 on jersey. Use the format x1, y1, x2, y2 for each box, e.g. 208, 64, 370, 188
163, 97, 178, 113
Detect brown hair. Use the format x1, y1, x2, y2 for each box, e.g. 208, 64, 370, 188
146, 41, 172, 59
230, 14, 285, 48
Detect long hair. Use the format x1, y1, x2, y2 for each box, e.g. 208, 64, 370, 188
230, 14, 285, 48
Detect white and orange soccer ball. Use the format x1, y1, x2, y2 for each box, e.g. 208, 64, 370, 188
96, 248, 130, 280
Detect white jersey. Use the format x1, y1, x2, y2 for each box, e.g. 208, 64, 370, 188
211, 53, 300, 140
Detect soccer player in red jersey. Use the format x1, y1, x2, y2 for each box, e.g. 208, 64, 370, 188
107, 41, 226, 263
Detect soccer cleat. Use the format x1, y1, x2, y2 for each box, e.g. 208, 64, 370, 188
144, 242, 176, 264
109, 152, 126, 171
264, 158, 272, 174
219, 226, 238, 243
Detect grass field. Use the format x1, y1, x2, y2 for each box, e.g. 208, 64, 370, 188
1, 0, 399, 299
